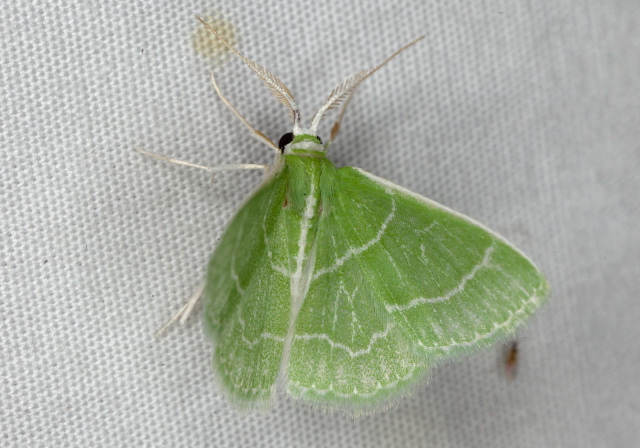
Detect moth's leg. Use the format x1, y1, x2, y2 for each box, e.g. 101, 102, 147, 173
136, 147, 268, 174
320, 36, 425, 149
210, 72, 280, 155
154, 282, 206, 338
325, 91, 356, 150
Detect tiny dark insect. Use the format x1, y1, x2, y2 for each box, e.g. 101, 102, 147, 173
505, 341, 518, 380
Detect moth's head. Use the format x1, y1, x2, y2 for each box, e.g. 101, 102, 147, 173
278, 132, 324, 155
195, 16, 423, 155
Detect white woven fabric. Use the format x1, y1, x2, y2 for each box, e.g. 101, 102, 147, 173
2, 1, 639, 446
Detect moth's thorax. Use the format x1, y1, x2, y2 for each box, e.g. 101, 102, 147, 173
283, 133, 326, 157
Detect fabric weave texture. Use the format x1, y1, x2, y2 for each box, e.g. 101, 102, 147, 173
1, 1, 638, 447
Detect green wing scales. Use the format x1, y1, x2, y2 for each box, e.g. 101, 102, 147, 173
155, 20, 548, 415
203, 160, 548, 412
203, 166, 291, 409
286, 167, 549, 410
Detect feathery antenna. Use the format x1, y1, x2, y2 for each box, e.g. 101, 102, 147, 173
195, 16, 300, 126
310, 35, 425, 133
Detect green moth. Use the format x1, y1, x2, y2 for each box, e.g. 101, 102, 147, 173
142, 17, 549, 415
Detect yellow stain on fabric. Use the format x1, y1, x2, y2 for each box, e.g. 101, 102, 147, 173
192, 15, 236, 61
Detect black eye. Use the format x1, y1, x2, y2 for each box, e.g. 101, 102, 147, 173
278, 132, 294, 152
316, 136, 323, 144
